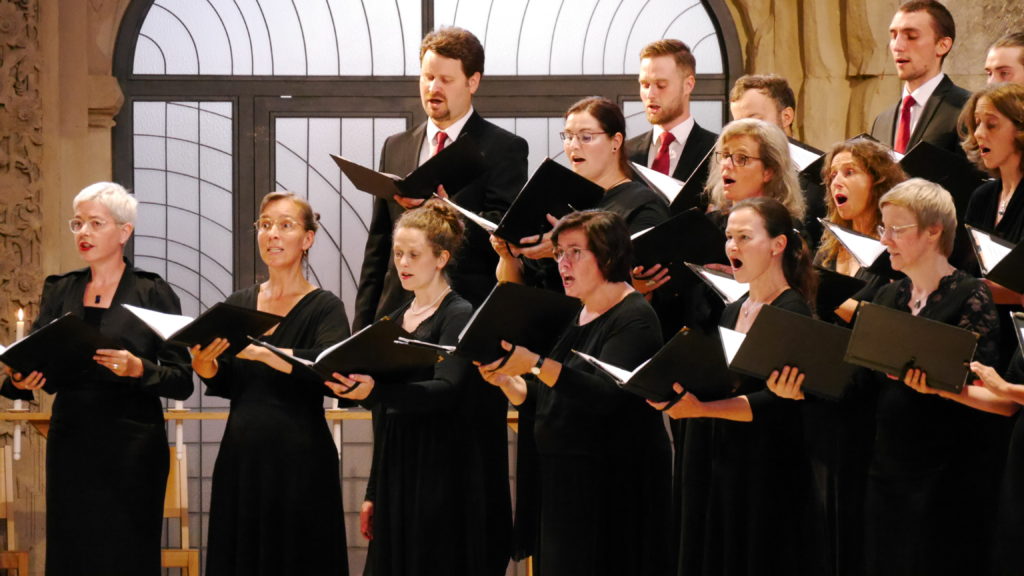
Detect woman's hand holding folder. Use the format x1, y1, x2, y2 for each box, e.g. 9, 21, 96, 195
766, 365, 806, 400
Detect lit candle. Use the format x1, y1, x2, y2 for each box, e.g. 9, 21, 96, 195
13, 309, 24, 414
13, 309, 25, 459
15, 308, 24, 342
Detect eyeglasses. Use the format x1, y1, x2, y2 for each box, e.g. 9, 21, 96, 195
553, 246, 591, 263
876, 223, 918, 239
559, 131, 606, 144
254, 217, 302, 233
68, 218, 112, 233
715, 152, 761, 167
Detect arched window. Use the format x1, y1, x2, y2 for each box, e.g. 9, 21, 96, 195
112, 0, 740, 568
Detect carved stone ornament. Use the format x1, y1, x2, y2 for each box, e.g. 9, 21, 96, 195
0, 0, 42, 341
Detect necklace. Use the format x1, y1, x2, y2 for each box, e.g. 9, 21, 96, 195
407, 286, 450, 316
742, 286, 788, 318
998, 196, 1011, 218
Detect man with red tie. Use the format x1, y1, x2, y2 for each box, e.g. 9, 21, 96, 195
353, 27, 528, 330
625, 39, 718, 214
869, 0, 968, 157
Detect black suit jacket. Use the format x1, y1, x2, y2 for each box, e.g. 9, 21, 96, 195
353, 112, 529, 330
870, 75, 969, 156
626, 122, 718, 214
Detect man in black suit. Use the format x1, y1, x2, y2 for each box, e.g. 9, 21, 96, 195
353, 27, 528, 330
730, 74, 825, 247
626, 39, 718, 215
627, 39, 718, 296
869, 0, 967, 157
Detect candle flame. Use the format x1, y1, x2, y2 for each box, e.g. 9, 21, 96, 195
17, 308, 23, 322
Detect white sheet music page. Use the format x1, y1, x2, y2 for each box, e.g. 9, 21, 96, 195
718, 326, 746, 365
631, 162, 684, 205
572, 350, 637, 384
122, 304, 194, 341
820, 220, 887, 269
969, 227, 1012, 275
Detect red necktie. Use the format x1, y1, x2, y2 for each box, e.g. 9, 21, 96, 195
894, 95, 915, 154
652, 131, 676, 175
433, 131, 448, 156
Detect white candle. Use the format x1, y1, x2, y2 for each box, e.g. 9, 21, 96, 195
13, 309, 24, 414
12, 424, 21, 461
15, 308, 24, 342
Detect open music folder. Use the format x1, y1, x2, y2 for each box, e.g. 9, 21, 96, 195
0, 313, 121, 379
490, 159, 604, 244
789, 139, 825, 181
248, 321, 442, 382
1012, 311, 1024, 356
572, 326, 733, 402
719, 304, 857, 400
814, 266, 868, 321
966, 225, 1024, 293
819, 219, 900, 279
124, 302, 282, 358
684, 262, 749, 304
631, 209, 729, 286
396, 282, 582, 363
331, 134, 487, 200
844, 302, 979, 393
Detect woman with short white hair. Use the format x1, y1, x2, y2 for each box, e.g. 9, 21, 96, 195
2, 181, 193, 575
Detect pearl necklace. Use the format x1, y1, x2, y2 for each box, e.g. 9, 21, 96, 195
407, 286, 450, 316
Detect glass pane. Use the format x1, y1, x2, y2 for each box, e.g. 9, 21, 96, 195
435, 0, 723, 75
132, 100, 234, 319
134, 0, 422, 76
274, 116, 407, 322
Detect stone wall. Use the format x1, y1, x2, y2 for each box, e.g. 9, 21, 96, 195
726, 0, 1024, 150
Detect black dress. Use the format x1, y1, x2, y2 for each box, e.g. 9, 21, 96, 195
994, 350, 1024, 575
362, 292, 512, 576
678, 289, 826, 576
202, 286, 349, 576
864, 271, 1000, 576
515, 292, 673, 576
1, 263, 193, 576
806, 253, 886, 576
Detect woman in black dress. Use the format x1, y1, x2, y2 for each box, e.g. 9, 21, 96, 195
960, 82, 1024, 251
816, 137, 906, 322
653, 197, 826, 576
479, 210, 673, 576
327, 200, 512, 576
493, 96, 668, 285
4, 182, 193, 576
860, 178, 1000, 575
191, 192, 349, 575
799, 138, 905, 575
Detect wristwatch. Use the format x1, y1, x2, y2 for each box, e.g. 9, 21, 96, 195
530, 355, 545, 376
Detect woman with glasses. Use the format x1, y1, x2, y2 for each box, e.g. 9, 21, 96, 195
863, 179, 998, 575
2, 182, 193, 575
706, 118, 806, 226
479, 210, 673, 576
190, 192, 350, 575
651, 197, 826, 576
493, 96, 668, 285
326, 200, 513, 576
